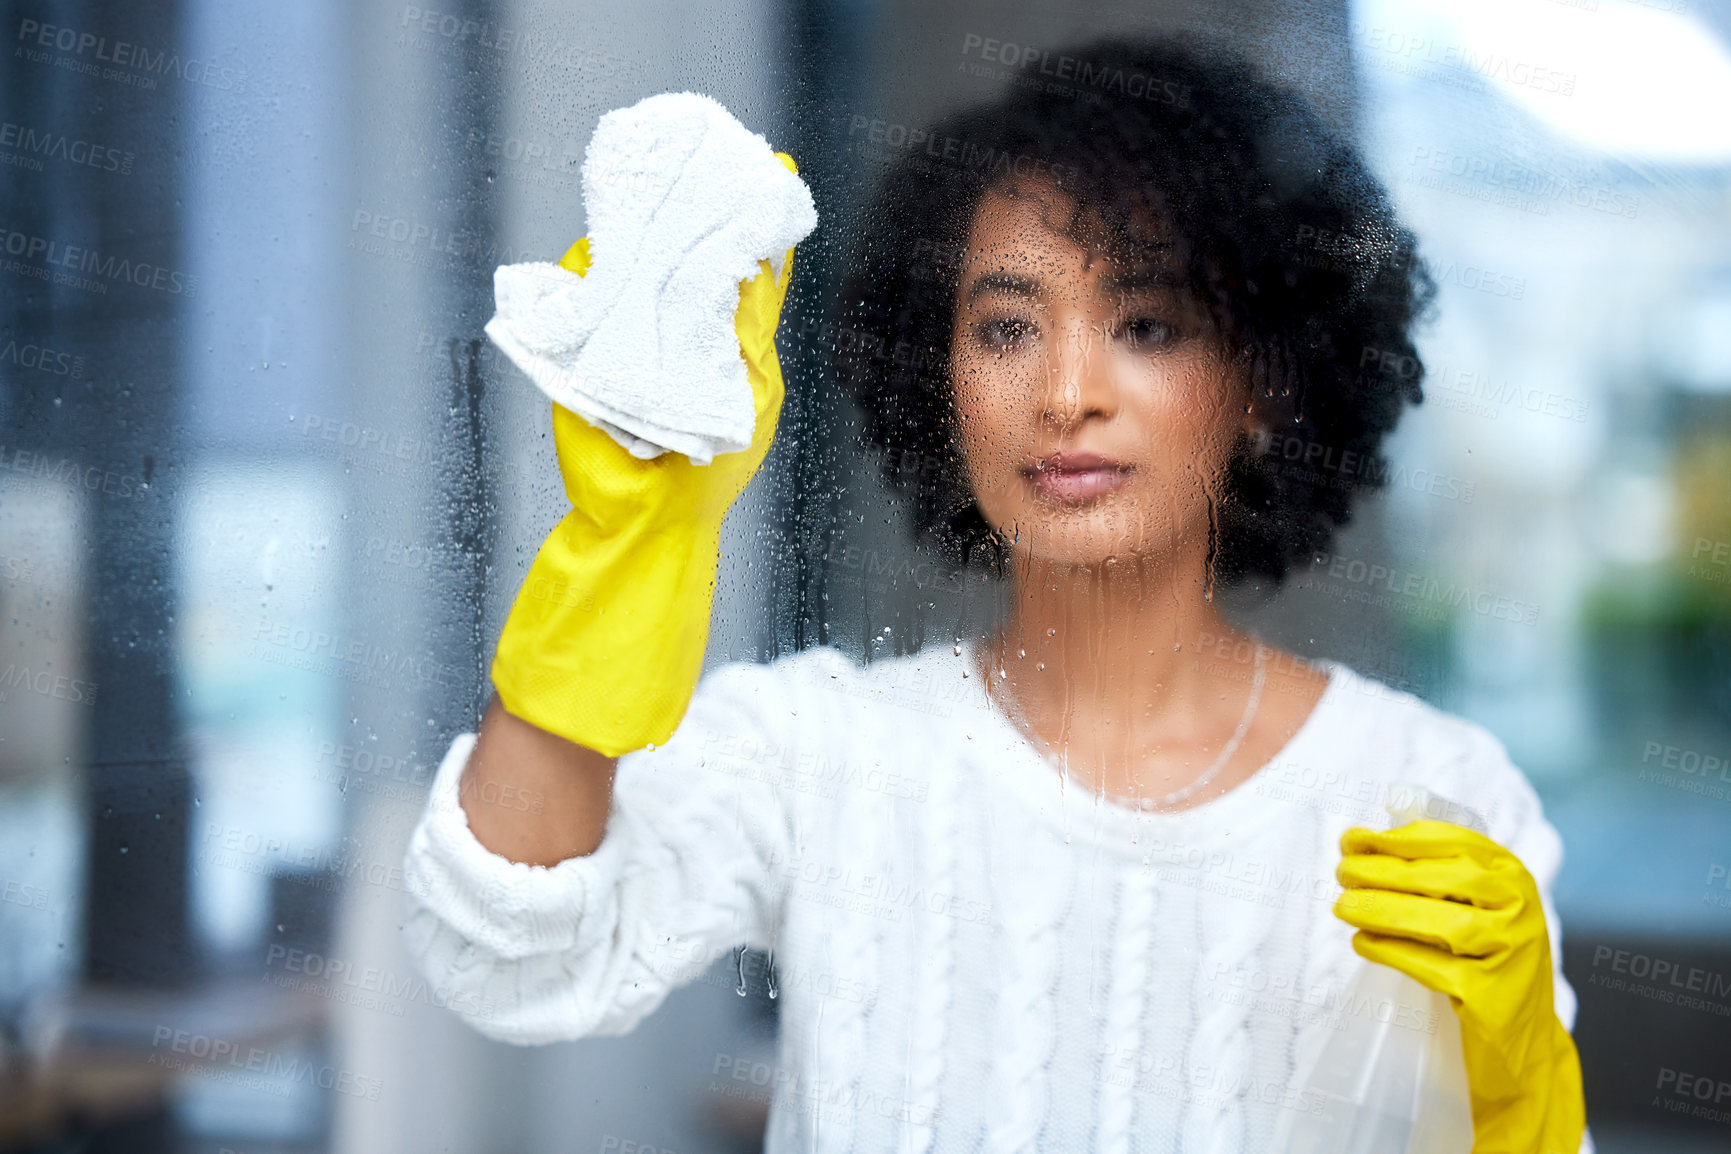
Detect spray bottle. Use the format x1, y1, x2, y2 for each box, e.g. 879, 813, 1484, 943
1266, 784, 1480, 1154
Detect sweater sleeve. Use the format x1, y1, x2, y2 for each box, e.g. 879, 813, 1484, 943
400, 660, 802, 1045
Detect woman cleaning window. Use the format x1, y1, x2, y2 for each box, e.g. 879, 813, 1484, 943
403, 38, 1587, 1153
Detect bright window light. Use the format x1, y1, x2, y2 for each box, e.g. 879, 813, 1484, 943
1361, 0, 1731, 164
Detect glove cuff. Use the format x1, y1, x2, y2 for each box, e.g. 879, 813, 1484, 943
1468, 1015, 1587, 1154
491, 511, 723, 757
1534, 1019, 1587, 1154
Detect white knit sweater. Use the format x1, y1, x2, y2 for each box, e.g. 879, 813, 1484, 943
403, 644, 1577, 1153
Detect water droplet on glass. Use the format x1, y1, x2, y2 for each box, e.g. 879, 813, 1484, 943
735, 946, 749, 996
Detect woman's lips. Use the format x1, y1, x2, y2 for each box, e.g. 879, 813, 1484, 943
1025, 452, 1133, 503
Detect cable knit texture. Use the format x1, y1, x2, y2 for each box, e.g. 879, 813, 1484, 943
986, 805, 1065, 1152
403, 644, 1580, 1151
1095, 869, 1156, 1152
899, 745, 959, 1154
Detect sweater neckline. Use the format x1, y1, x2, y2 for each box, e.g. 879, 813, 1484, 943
947, 640, 1349, 857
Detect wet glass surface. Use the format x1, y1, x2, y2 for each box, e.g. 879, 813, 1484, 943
2, 1, 1729, 1151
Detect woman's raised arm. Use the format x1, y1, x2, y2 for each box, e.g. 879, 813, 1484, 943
447, 227, 798, 868
459, 699, 617, 864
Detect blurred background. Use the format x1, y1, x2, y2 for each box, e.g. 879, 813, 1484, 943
1, 0, 1729, 1150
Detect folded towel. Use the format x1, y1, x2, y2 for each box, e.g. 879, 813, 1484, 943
484, 92, 818, 465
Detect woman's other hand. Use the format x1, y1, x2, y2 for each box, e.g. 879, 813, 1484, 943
1334, 820, 1587, 1154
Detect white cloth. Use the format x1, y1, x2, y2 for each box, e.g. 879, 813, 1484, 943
483, 92, 817, 465
403, 644, 1579, 1153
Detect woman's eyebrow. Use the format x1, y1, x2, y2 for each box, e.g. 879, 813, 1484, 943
965, 272, 1043, 304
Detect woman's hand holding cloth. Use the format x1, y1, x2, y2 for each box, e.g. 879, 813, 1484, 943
490, 226, 797, 756
482, 91, 814, 757
1334, 820, 1587, 1154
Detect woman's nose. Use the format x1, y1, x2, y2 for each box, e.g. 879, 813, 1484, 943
1041, 318, 1117, 429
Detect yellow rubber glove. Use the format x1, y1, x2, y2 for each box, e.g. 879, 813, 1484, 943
490, 155, 800, 757
1334, 821, 1586, 1154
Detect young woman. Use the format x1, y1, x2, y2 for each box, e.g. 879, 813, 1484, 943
405, 40, 1587, 1153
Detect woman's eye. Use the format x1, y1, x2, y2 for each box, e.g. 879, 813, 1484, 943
1116, 316, 1177, 349
974, 317, 1036, 349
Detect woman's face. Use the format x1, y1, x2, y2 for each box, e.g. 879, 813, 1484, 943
949, 180, 1257, 571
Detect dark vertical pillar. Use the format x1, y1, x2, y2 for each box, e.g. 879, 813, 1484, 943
426, 0, 502, 739
773, 0, 883, 656
11, 0, 196, 988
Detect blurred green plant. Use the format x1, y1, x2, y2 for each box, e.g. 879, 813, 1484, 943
1581, 431, 1731, 732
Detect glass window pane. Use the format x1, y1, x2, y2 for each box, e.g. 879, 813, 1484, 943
3, 2, 1727, 1151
